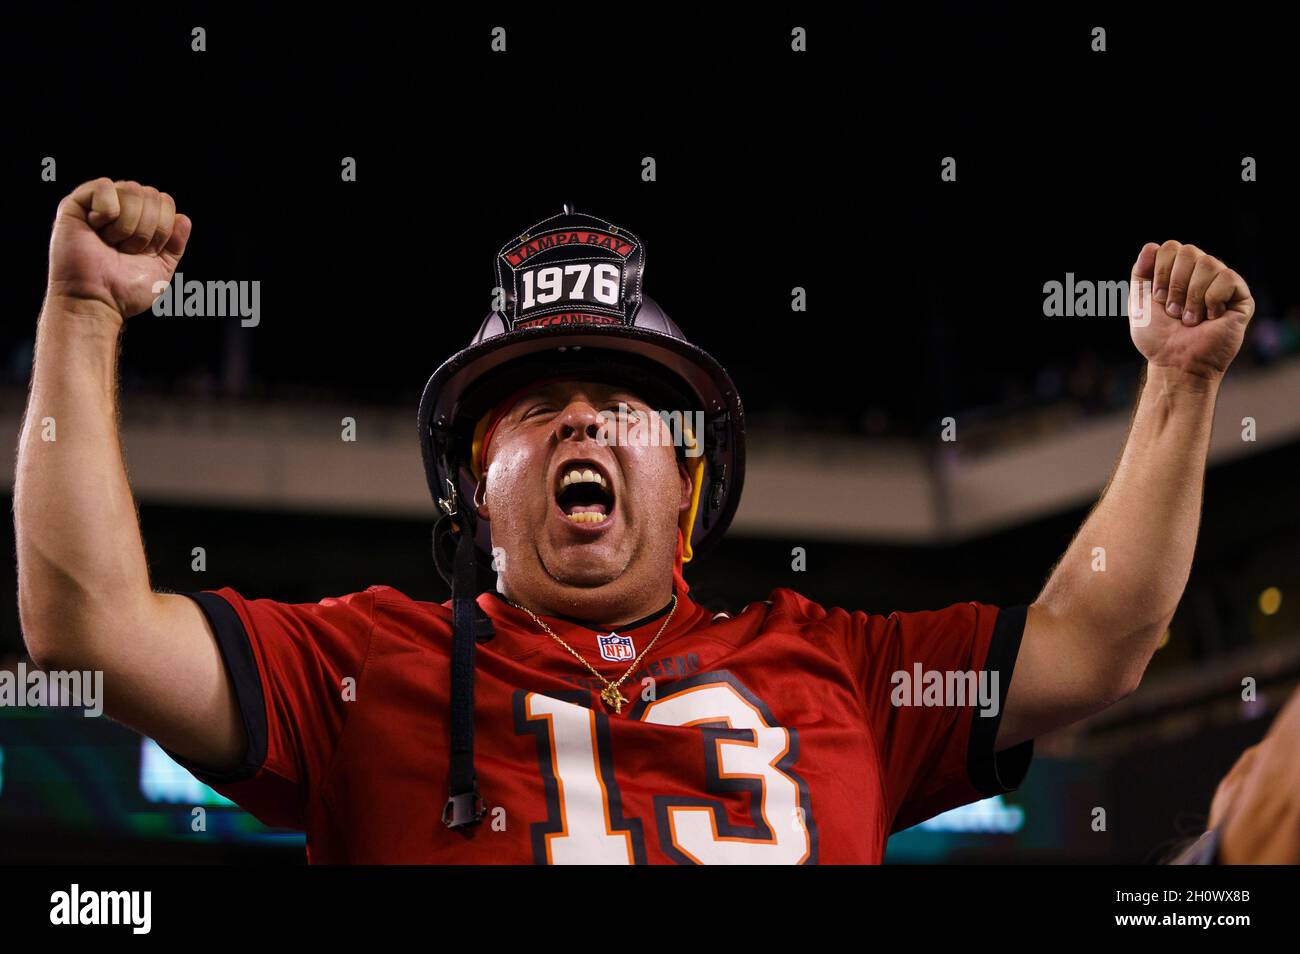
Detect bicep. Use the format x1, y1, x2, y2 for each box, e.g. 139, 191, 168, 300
96, 592, 246, 772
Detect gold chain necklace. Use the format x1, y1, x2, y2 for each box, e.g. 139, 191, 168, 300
505, 594, 678, 714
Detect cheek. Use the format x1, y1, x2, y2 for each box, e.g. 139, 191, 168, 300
485, 443, 546, 513
619, 445, 682, 515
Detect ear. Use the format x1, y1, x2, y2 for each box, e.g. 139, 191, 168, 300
473, 478, 490, 521
677, 458, 693, 514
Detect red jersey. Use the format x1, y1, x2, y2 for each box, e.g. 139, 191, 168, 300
176, 584, 1032, 863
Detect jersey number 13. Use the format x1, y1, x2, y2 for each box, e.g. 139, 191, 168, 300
513, 671, 818, 864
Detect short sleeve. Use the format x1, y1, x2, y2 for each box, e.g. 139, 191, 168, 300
829, 599, 1033, 832
168, 587, 378, 829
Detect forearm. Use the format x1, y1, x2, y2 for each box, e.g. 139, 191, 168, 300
15, 296, 154, 664
1036, 364, 1218, 686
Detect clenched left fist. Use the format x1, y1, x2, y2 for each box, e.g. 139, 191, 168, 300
1129, 241, 1254, 382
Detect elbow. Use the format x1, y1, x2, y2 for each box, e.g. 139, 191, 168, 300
19, 577, 156, 672
1099, 638, 1161, 708
1069, 639, 1157, 720
18, 588, 49, 665
23, 640, 63, 672
21, 617, 103, 674
17, 586, 96, 672
16, 559, 74, 668
19, 604, 68, 671
1110, 669, 1145, 705
21, 628, 60, 671
1073, 668, 1143, 725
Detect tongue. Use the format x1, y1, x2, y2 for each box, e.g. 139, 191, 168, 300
565, 503, 608, 516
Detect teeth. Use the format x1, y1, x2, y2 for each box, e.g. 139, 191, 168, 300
566, 511, 607, 524
561, 468, 608, 489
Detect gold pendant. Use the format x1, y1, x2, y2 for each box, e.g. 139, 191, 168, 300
600, 685, 628, 714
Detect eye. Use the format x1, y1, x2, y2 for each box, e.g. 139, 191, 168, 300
522, 403, 556, 419
601, 405, 641, 426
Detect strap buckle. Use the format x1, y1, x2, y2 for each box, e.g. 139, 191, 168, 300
442, 788, 486, 829
438, 477, 459, 518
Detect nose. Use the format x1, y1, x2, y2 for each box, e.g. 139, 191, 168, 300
553, 398, 606, 444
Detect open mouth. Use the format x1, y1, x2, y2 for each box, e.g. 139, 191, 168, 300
554, 460, 616, 525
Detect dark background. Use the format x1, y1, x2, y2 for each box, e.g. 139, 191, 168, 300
2, 6, 1295, 427
0, 4, 1297, 863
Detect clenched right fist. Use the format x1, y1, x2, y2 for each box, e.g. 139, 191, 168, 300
47, 178, 192, 321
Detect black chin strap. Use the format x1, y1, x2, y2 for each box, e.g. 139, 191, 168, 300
442, 518, 488, 829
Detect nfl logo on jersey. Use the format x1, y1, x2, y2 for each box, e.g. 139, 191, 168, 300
598, 633, 635, 662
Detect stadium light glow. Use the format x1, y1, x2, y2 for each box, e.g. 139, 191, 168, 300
138, 739, 235, 807
914, 794, 1025, 834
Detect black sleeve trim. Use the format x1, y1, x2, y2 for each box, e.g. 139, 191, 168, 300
163, 591, 269, 784
966, 603, 1034, 796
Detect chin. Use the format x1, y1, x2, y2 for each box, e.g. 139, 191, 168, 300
541, 546, 627, 589
548, 562, 623, 589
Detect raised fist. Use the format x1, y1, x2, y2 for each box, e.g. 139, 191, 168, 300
47, 178, 192, 321
1128, 241, 1254, 382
